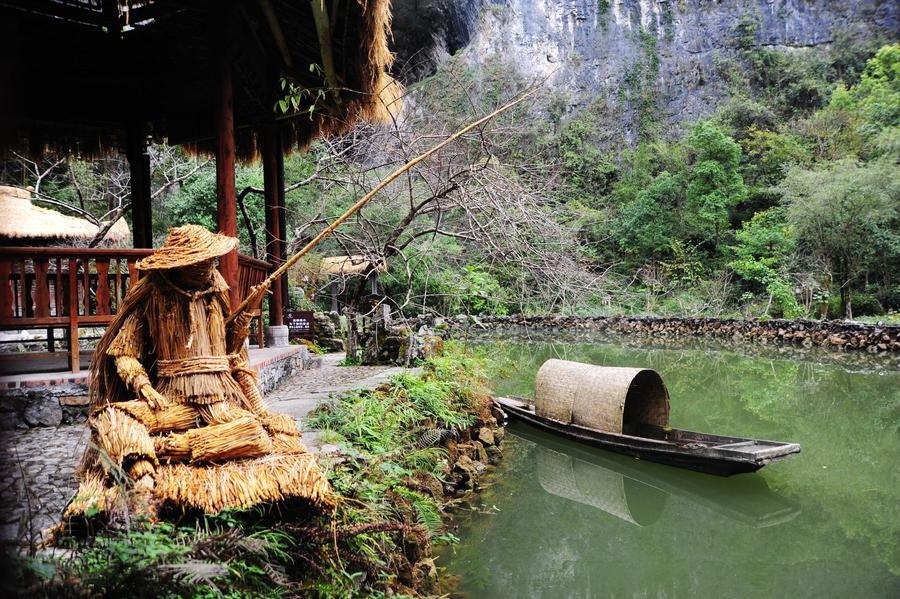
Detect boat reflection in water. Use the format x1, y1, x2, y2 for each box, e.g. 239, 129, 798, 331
518, 421, 801, 528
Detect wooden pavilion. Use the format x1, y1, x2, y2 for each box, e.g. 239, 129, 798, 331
0, 0, 397, 372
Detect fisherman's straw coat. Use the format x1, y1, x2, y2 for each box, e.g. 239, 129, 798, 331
66, 227, 331, 522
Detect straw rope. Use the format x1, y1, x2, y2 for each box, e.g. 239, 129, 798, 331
91, 408, 159, 472
109, 400, 201, 433
157, 356, 231, 377
189, 417, 272, 463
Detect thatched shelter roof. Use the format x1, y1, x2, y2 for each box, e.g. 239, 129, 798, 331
0, 185, 129, 246
0, 0, 400, 161
321, 255, 387, 276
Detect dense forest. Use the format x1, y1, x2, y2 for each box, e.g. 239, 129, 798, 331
2, 20, 898, 322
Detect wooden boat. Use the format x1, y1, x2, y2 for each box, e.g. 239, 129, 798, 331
514, 421, 801, 527
493, 359, 800, 476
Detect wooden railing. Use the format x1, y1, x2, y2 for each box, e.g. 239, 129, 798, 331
0, 247, 272, 373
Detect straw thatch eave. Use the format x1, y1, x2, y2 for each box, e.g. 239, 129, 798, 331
0, 185, 130, 246
0, 0, 401, 162
321, 255, 387, 276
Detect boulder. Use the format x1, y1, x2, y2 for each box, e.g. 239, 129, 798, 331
476, 426, 495, 446
23, 399, 62, 427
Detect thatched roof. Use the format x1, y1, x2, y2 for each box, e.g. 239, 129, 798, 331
0, 185, 130, 245
0, 0, 400, 161
321, 255, 387, 276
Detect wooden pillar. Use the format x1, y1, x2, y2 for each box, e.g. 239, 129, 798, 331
262, 127, 284, 326
127, 125, 152, 248
275, 144, 289, 312
214, 36, 239, 308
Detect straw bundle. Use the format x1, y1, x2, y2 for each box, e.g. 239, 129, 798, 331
91, 408, 158, 472
197, 401, 256, 425
155, 434, 192, 463
110, 400, 200, 433
262, 413, 300, 435
270, 433, 309, 455
64, 471, 120, 518
186, 417, 272, 464
155, 454, 334, 513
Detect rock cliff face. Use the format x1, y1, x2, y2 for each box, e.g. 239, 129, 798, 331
391, 0, 898, 138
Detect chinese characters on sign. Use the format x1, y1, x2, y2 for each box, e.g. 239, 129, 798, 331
285, 311, 315, 340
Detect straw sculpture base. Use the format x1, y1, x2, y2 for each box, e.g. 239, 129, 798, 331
66, 452, 333, 521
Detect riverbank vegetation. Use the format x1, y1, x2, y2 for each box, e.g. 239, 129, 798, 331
2, 35, 896, 322
9, 343, 497, 598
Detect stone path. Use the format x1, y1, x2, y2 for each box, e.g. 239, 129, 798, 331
0, 353, 415, 545
266, 352, 417, 447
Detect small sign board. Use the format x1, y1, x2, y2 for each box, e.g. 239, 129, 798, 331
285, 310, 315, 340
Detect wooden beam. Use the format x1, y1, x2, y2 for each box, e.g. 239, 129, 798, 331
214, 23, 240, 308
127, 124, 152, 249
256, 0, 292, 67
309, 0, 342, 106
262, 127, 284, 327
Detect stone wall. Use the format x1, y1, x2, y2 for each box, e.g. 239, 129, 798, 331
0, 346, 312, 430
406, 314, 900, 354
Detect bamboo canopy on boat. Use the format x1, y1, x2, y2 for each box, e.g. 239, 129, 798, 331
535, 359, 670, 435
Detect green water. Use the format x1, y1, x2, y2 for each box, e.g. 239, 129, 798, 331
440, 337, 900, 598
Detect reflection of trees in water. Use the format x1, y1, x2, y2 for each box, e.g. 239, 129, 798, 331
470, 338, 900, 589
444, 429, 894, 598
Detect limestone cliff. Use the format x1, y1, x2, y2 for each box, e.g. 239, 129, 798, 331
391, 0, 898, 141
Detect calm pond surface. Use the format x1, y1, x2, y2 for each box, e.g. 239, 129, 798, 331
440, 336, 899, 598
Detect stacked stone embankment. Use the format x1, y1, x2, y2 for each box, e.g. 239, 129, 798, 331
409, 314, 900, 354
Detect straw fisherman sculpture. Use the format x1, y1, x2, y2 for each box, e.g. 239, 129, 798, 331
66, 225, 332, 521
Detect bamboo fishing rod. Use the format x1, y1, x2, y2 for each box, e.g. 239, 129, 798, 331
227, 87, 537, 324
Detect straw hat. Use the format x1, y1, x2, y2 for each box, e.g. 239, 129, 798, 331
136, 224, 238, 270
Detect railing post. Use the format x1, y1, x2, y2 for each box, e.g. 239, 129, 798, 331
0, 257, 12, 319
68, 257, 80, 373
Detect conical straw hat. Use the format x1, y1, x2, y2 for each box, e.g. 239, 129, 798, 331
136, 224, 238, 270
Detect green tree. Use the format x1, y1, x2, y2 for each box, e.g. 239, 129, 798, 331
684, 121, 747, 249
780, 159, 899, 319
616, 171, 681, 261
728, 207, 801, 317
